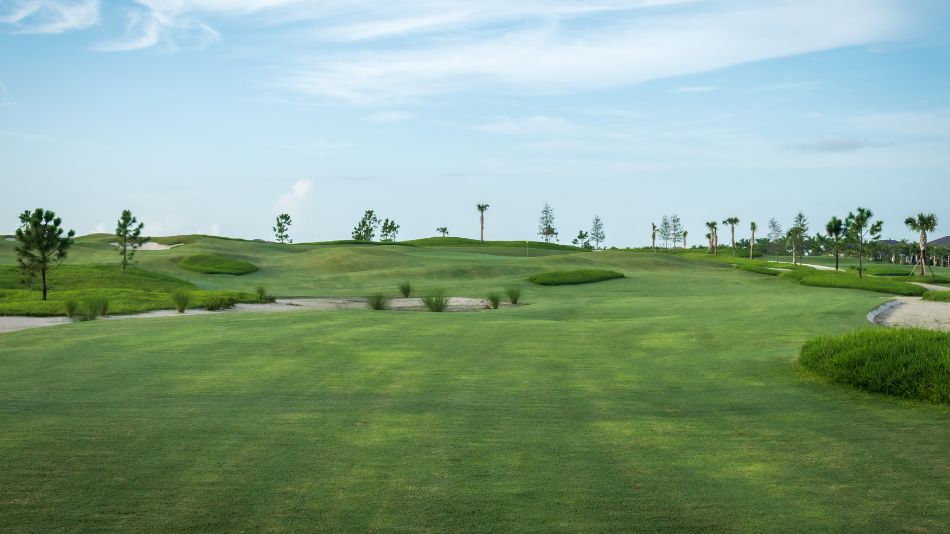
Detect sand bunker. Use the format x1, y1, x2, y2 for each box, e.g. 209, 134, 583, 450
0, 297, 509, 335
870, 297, 950, 332
110, 241, 182, 251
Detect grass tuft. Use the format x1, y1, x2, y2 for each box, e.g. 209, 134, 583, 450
800, 328, 950, 405
204, 295, 238, 311
487, 292, 501, 309
366, 294, 389, 310
172, 290, 191, 313
77, 296, 109, 322
505, 286, 521, 304
398, 282, 412, 298
64, 299, 78, 318
422, 291, 449, 312
529, 269, 624, 286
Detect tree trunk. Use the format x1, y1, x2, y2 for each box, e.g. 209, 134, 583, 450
731, 226, 736, 255
919, 232, 927, 276
835, 246, 840, 271
480, 213, 484, 243
41, 266, 47, 301
749, 230, 755, 259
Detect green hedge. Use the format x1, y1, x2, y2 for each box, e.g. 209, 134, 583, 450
800, 328, 950, 405
528, 269, 624, 286
177, 254, 258, 275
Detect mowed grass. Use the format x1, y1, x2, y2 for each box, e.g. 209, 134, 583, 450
1, 246, 949, 531
177, 254, 259, 275
528, 268, 625, 285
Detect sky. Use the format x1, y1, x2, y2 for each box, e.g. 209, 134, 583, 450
1, 0, 949, 246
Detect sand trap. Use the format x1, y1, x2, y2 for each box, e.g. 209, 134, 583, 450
912, 282, 950, 292
870, 297, 950, 331
0, 297, 509, 335
110, 241, 182, 251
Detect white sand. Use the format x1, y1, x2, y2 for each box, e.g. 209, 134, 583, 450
870, 297, 950, 331
110, 241, 182, 251
0, 297, 507, 335
768, 261, 835, 271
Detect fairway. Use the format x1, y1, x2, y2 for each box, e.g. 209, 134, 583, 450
2, 244, 948, 531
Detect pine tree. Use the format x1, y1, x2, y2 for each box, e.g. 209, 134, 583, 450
115, 209, 146, 271
273, 213, 292, 244
537, 203, 558, 242
15, 208, 75, 301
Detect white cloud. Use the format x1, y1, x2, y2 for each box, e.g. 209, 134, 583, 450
275, 179, 312, 212
0, 0, 99, 34
671, 85, 716, 94
285, 0, 911, 103
476, 115, 572, 135
365, 111, 415, 123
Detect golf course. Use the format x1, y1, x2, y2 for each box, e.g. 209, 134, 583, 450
1, 235, 948, 532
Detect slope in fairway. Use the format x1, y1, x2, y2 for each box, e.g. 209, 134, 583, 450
1, 248, 948, 531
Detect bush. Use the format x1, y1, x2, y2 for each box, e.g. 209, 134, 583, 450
422, 291, 449, 312
505, 286, 521, 304
64, 299, 78, 318
177, 254, 258, 275
800, 328, 950, 405
204, 295, 237, 311
77, 296, 109, 322
528, 269, 625, 286
923, 291, 950, 302
255, 286, 273, 302
172, 290, 191, 313
487, 292, 501, 309
398, 282, 412, 298
367, 294, 389, 310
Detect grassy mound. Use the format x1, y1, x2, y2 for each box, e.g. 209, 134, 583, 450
923, 291, 950, 302
795, 272, 926, 296
407, 236, 581, 251
801, 329, 950, 405
177, 254, 258, 275
0, 264, 192, 292
528, 269, 624, 286
0, 288, 256, 317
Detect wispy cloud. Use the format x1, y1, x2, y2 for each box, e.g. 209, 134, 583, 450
476, 115, 572, 135
0, 0, 98, 34
365, 111, 414, 123
671, 85, 716, 94
285, 0, 912, 103
786, 138, 890, 153
275, 179, 312, 213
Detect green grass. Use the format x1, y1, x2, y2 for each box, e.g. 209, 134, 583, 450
406, 236, 581, 251
528, 269, 625, 286
801, 329, 950, 404
795, 271, 926, 296
177, 254, 259, 275
1, 237, 949, 530
923, 291, 950, 302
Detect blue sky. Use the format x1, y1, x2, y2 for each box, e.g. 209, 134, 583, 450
1, 0, 949, 245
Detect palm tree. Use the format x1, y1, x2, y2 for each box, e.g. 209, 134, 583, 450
905, 213, 938, 276
682, 230, 688, 249
749, 221, 758, 259
476, 204, 489, 242
722, 217, 740, 255
705, 221, 719, 255
825, 216, 845, 271
651, 222, 657, 252
436, 226, 449, 237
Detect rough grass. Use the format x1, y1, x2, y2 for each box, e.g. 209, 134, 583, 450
795, 272, 926, 296
406, 236, 581, 251
176, 254, 258, 275
923, 291, 950, 302
801, 328, 950, 404
0, 289, 256, 317
528, 269, 624, 286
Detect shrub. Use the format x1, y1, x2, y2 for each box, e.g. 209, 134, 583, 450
923, 291, 950, 302
800, 328, 950, 405
172, 290, 191, 313
177, 254, 258, 275
204, 295, 237, 311
505, 286, 521, 304
366, 294, 389, 310
64, 299, 78, 318
398, 282, 412, 298
77, 296, 109, 322
487, 292, 501, 309
422, 291, 449, 312
528, 269, 624, 286
255, 286, 271, 302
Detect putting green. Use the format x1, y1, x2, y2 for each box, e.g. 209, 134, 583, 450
0, 240, 948, 531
